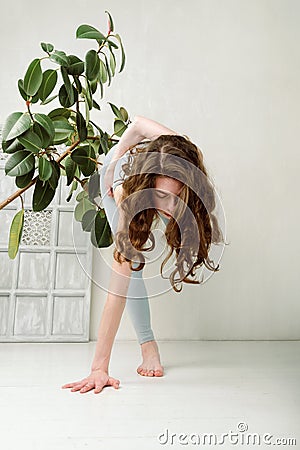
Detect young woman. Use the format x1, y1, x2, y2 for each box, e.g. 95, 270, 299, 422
62, 115, 224, 394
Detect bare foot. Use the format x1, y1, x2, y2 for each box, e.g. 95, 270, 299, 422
137, 340, 164, 377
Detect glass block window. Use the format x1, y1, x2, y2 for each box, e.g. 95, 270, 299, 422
0, 296, 9, 335
52, 296, 84, 335
18, 252, 51, 289
21, 210, 52, 246
0, 128, 92, 342
14, 296, 48, 336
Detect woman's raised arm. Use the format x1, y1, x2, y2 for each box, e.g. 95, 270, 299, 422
111, 115, 178, 163
105, 115, 179, 196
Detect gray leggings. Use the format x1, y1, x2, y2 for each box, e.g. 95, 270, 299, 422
99, 146, 155, 345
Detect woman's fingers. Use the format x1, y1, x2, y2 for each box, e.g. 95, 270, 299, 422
61, 379, 86, 389
94, 385, 104, 394
71, 381, 89, 392
108, 377, 120, 389
79, 382, 94, 393
94, 378, 119, 394
62, 374, 121, 394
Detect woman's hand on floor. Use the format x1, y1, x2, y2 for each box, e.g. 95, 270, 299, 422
61, 369, 120, 394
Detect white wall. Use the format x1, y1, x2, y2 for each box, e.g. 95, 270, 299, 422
1, 0, 299, 341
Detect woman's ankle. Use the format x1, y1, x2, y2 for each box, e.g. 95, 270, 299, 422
141, 339, 156, 347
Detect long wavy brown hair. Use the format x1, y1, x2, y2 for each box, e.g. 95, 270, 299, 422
113, 134, 226, 292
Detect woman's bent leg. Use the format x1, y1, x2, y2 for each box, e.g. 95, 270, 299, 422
126, 273, 155, 345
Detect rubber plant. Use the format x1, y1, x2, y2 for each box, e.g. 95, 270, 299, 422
0, 11, 130, 258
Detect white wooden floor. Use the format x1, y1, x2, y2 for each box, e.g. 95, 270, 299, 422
0, 341, 299, 450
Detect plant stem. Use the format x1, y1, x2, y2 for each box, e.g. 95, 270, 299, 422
0, 139, 80, 211
97, 35, 109, 53
89, 158, 102, 165
86, 136, 100, 140
26, 102, 34, 121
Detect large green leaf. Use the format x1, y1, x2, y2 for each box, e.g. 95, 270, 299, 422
15, 167, 35, 188
32, 122, 51, 148
2, 138, 24, 154
91, 210, 113, 248
105, 10, 114, 32
74, 197, 95, 221
84, 97, 90, 126
99, 132, 109, 155
76, 189, 88, 202
114, 34, 126, 73
76, 24, 105, 41
88, 171, 100, 204
41, 42, 54, 53
103, 53, 111, 86
92, 99, 101, 110
18, 130, 42, 154
18, 79, 39, 103
48, 108, 71, 120
99, 58, 107, 84
108, 46, 116, 76
48, 160, 61, 190
38, 156, 53, 181
107, 39, 119, 50
52, 118, 74, 144
71, 146, 90, 166
34, 113, 55, 138
49, 50, 69, 67
61, 66, 74, 105
67, 55, 84, 76
5, 150, 35, 177
98, 80, 103, 99
76, 111, 88, 141
88, 139, 100, 158
64, 156, 77, 186
34, 113, 55, 144
89, 78, 98, 94
40, 94, 58, 105
8, 209, 24, 259
73, 75, 82, 93
32, 179, 56, 211
38, 69, 57, 102
114, 119, 127, 137
17, 79, 28, 101
23, 59, 43, 96
84, 80, 93, 110
2, 112, 31, 142
71, 144, 96, 176
108, 102, 123, 120
81, 209, 98, 232
66, 180, 78, 202
85, 50, 100, 81
59, 84, 78, 108
119, 107, 128, 122
87, 122, 95, 135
